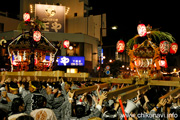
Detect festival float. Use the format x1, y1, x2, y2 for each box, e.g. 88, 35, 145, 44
8, 13, 57, 72
126, 24, 178, 79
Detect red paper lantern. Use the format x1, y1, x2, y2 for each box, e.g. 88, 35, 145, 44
117, 40, 125, 53
137, 24, 147, 37
170, 43, 178, 54
23, 13, 30, 22
159, 41, 170, 54
33, 31, 41, 42
63, 40, 70, 48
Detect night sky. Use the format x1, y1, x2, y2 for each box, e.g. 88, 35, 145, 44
0, 0, 179, 54
90, 0, 180, 50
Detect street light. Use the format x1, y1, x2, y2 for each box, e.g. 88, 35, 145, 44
111, 26, 118, 30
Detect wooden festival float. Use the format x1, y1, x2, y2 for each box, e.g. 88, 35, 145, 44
127, 24, 178, 80
8, 31, 57, 71
7, 13, 57, 72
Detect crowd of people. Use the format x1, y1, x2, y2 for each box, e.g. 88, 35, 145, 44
0, 74, 179, 120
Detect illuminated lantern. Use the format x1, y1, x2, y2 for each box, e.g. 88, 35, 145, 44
23, 13, 30, 22
33, 31, 41, 42
116, 40, 125, 53
159, 41, 170, 54
63, 40, 70, 48
137, 24, 147, 37
170, 43, 178, 54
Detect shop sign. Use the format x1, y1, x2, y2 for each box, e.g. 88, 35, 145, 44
57, 56, 85, 66
35, 4, 65, 33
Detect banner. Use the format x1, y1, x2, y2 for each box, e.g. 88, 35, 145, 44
35, 4, 65, 33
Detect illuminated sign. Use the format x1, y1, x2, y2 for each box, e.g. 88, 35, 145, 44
35, 4, 65, 33
57, 56, 85, 66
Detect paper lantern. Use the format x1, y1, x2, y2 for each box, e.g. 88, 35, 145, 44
159, 41, 170, 54
23, 13, 30, 22
170, 43, 178, 54
33, 31, 41, 42
137, 24, 147, 37
63, 40, 70, 48
117, 40, 125, 53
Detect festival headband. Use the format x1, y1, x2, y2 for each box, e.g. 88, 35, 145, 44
9, 86, 18, 91
29, 81, 37, 90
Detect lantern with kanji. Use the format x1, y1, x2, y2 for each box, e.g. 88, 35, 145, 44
116, 40, 125, 53
63, 40, 70, 48
33, 31, 41, 42
170, 43, 178, 54
137, 24, 147, 37
23, 13, 30, 22
159, 41, 170, 54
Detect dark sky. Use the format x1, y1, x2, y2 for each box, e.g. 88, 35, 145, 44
0, 1, 20, 18
0, 0, 179, 53
90, 0, 180, 48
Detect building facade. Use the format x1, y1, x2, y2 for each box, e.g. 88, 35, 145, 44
0, 0, 106, 72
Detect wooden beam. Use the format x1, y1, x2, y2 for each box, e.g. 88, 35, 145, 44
159, 87, 180, 100
73, 83, 109, 96
89, 78, 133, 84
148, 80, 180, 87
107, 85, 137, 100
120, 85, 150, 102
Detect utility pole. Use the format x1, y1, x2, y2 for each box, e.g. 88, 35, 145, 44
99, 14, 103, 79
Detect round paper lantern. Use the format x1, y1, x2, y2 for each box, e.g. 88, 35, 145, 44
137, 24, 147, 37
117, 40, 125, 53
170, 43, 178, 54
159, 41, 170, 54
23, 13, 30, 22
63, 40, 70, 48
33, 31, 41, 42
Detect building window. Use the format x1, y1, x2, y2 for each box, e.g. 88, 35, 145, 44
0, 23, 4, 32
74, 13, 78, 17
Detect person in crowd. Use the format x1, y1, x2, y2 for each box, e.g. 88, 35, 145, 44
23, 81, 43, 114
16, 115, 34, 120
88, 117, 102, 120
30, 95, 57, 120
61, 79, 72, 100
1, 81, 20, 103
40, 81, 55, 108
0, 81, 21, 112
8, 98, 27, 120
51, 82, 65, 120
64, 90, 107, 120
18, 80, 30, 98
1, 74, 180, 120
0, 108, 8, 120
